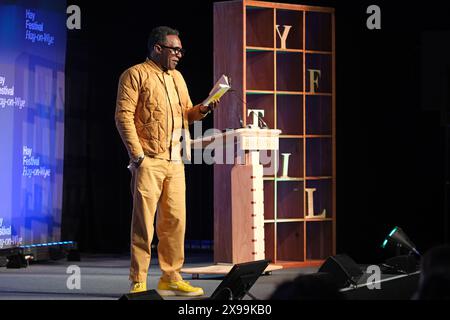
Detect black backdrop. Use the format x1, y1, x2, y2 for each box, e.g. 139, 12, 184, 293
62, 0, 450, 263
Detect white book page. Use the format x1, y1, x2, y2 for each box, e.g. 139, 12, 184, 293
202, 74, 231, 106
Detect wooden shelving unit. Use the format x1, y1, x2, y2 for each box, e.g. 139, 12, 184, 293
213, 0, 335, 267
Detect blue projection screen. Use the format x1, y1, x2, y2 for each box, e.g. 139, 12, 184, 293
0, 0, 66, 249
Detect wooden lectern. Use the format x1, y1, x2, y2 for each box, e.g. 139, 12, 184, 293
181, 127, 283, 276
192, 128, 281, 264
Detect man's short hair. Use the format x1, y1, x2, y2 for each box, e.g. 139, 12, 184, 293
147, 26, 179, 53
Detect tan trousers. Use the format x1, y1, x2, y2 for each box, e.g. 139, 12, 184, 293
129, 157, 186, 283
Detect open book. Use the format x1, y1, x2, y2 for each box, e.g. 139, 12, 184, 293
202, 74, 231, 106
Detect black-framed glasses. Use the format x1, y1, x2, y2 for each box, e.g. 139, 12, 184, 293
158, 44, 186, 56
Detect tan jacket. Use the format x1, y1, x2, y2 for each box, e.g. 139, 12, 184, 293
115, 59, 205, 160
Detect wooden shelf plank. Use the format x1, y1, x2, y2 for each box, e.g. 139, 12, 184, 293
279, 135, 303, 138
273, 260, 324, 268
275, 48, 303, 53
304, 135, 332, 138
305, 92, 333, 96
263, 176, 305, 181
246, 46, 274, 52
305, 176, 333, 180
245, 0, 335, 13
275, 177, 305, 182
264, 218, 333, 223
305, 218, 334, 222
263, 176, 334, 180
265, 219, 305, 223
246, 90, 274, 95
305, 50, 333, 55
263, 176, 332, 181
276, 90, 303, 95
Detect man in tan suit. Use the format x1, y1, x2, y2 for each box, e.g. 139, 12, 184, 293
115, 26, 214, 296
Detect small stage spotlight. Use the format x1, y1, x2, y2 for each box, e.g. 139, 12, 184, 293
381, 226, 420, 256
381, 226, 420, 274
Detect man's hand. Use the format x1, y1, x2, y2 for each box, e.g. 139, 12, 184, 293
199, 100, 220, 114
199, 105, 210, 114
128, 154, 145, 171
210, 100, 220, 111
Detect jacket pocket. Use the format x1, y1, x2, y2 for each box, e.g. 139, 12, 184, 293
142, 121, 158, 154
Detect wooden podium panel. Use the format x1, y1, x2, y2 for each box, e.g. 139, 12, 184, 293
231, 162, 265, 263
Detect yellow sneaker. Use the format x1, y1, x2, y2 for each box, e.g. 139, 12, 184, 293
157, 279, 204, 297
130, 282, 147, 293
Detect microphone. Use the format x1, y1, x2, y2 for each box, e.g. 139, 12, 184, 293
239, 115, 244, 128
258, 114, 269, 129
251, 110, 269, 129
227, 75, 235, 93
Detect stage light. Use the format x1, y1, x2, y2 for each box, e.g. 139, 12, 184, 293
381, 226, 420, 256
0, 241, 78, 268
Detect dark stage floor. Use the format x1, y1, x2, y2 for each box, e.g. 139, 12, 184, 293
0, 252, 419, 300
0, 252, 317, 300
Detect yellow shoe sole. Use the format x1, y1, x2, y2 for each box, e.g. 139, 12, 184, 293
157, 288, 204, 297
